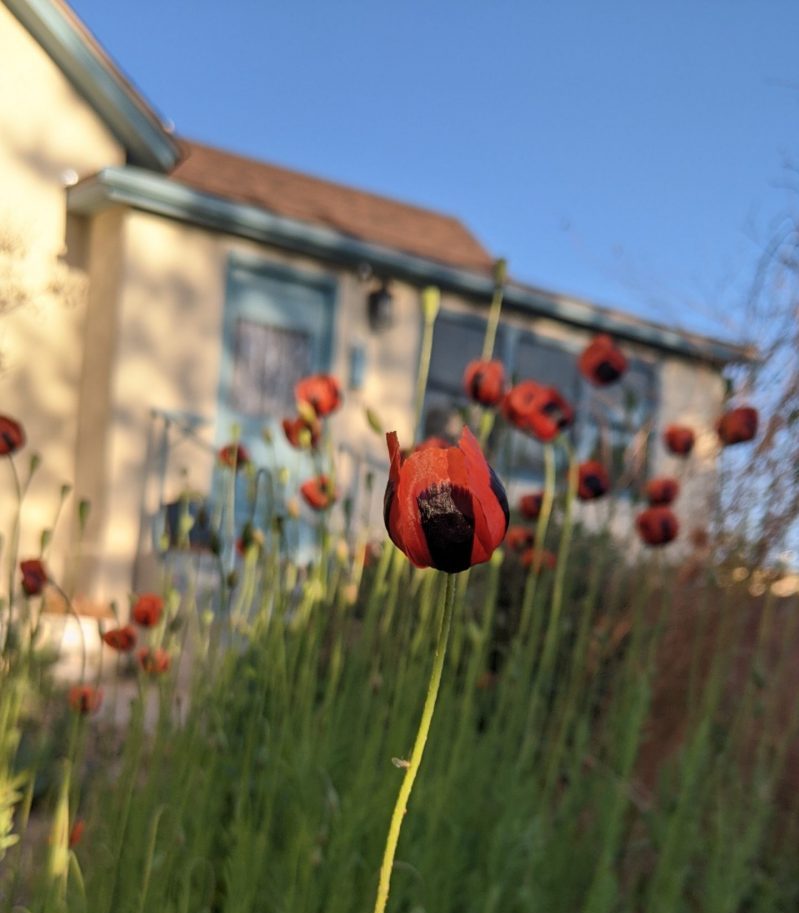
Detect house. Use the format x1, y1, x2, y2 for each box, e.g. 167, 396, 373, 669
0, 0, 754, 604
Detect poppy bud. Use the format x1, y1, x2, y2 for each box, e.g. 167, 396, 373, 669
68, 685, 102, 715
102, 625, 137, 652
505, 525, 534, 551
645, 477, 680, 506
301, 475, 337, 511
0, 415, 25, 456
384, 427, 509, 574
518, 492, 543, 520
716, 406, 758, 446
578, 335, 628, 386
218, 443, 250, 470
520, 547, 557, 571
636, 506, 679, 546
20, 559, 47, 596
132, 593, 164, 628
463, 359, 505, 407
503, 382, 574, 443
577, 461, 610, 501
295, 374, 342, 418
137, 647, 171, 675
663, 424, 695, 456
282, 415, 321, 450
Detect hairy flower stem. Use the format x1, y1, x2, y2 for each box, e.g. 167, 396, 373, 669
373, 571, 457, 913
480, 258, 507, 362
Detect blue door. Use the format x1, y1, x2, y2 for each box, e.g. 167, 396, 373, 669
215, 256, 336, 540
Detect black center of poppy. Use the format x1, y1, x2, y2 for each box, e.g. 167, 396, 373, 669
659, 517, 674, 543
470, 370, 485, 400
583, 475, 605, 498
417, 482, 475, 573
595, 360, 621, 383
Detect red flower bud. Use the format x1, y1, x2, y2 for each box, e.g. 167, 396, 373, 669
577, 461, 610, 501
503, 382, 574, 443
463, 359, 505, 407
301, 475, 337, 511
645, 477, 680, 506
663, 424, 695, 456
20, 558, 47, 596
282, 415, 321, 449
518, 492, 543, 520
0, 415, 25, 456
137, 647, 171, 675
716, 406, 758, 446
68, 685, 102, 715
102, 625, 137, 652
384, 427, 509, 574
132, 593, 164, 628
295, 374, 342, 418
636, 506, 679, 546
578, 334, 628, 386
505, 525, 534, 551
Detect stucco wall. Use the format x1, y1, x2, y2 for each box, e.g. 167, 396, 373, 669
0, 3, 124, 582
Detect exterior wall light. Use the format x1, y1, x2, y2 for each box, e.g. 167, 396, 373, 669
367, 281, 394, 332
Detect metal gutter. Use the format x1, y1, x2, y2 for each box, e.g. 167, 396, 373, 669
68, 166, 757, 366
4, 0, 180, 172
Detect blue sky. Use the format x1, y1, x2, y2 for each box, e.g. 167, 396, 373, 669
71, 0, 799, 340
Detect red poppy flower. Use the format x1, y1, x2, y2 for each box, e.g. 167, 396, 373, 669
663, 424, 695, 456
503, 381, 575, 443
645, 477, 680, 506
282, 415, 321, 449
301, 475, 337, 511
518, 492, 543, 520
577, 461, 610, 501
384, 426, 509, 574
716, 406, 758, 446
578, 334, 628, 386
137, 647, 171, 675
506, 525, 535, 551
218, 442, 250, 470
68, 685, 102, 715
636, 506, 679, 546
20, 559, 47, 596
520, 547, 557, 571
463, 359, 505, 407
295, 374, 342, 418
0, 415, 25, 456
102, 625, 137, 652
69, 819, 85, 847
132, 593, 164, 628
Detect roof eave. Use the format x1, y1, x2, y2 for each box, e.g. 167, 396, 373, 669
67, 166, 757, 366
4, 0, 180, 172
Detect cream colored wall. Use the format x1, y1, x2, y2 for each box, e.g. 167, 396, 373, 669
87, 209, 422, 598
0, 3, 124, 584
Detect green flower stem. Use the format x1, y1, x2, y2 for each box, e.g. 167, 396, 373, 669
519, 443, 556, 642
373, 571, 457, 913
412, 287, 440, 441
480, 258, 507, 362
3, 457, 22, 657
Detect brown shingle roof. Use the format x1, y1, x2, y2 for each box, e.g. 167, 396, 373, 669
169, 140, 494, 273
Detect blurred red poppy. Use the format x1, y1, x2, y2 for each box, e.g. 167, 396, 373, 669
505, 525, 534, 551
663, 424, 695, 456
132, 593, 164, 628
282, 415, 321, 449
20, 558, 47, 596
520, 547, 557, 571
301, 475, 337, 511
69, 819, 85, 847
218, 443, 250, 470
578, 334, 628, 386
645, 477, 680, 506
0, 415, 25, 456
384, 426, 509, 574
503, 381, 575, 443
636, 506, 679, 546
137, 647, 171, 675
102, 625, 137, 652
296, 374, 341, 417
518, 492, 543, 520
577, 461, 610, 501
69, 685, 102, 715
463, 359, 505, 407
716, 406, 758, 446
